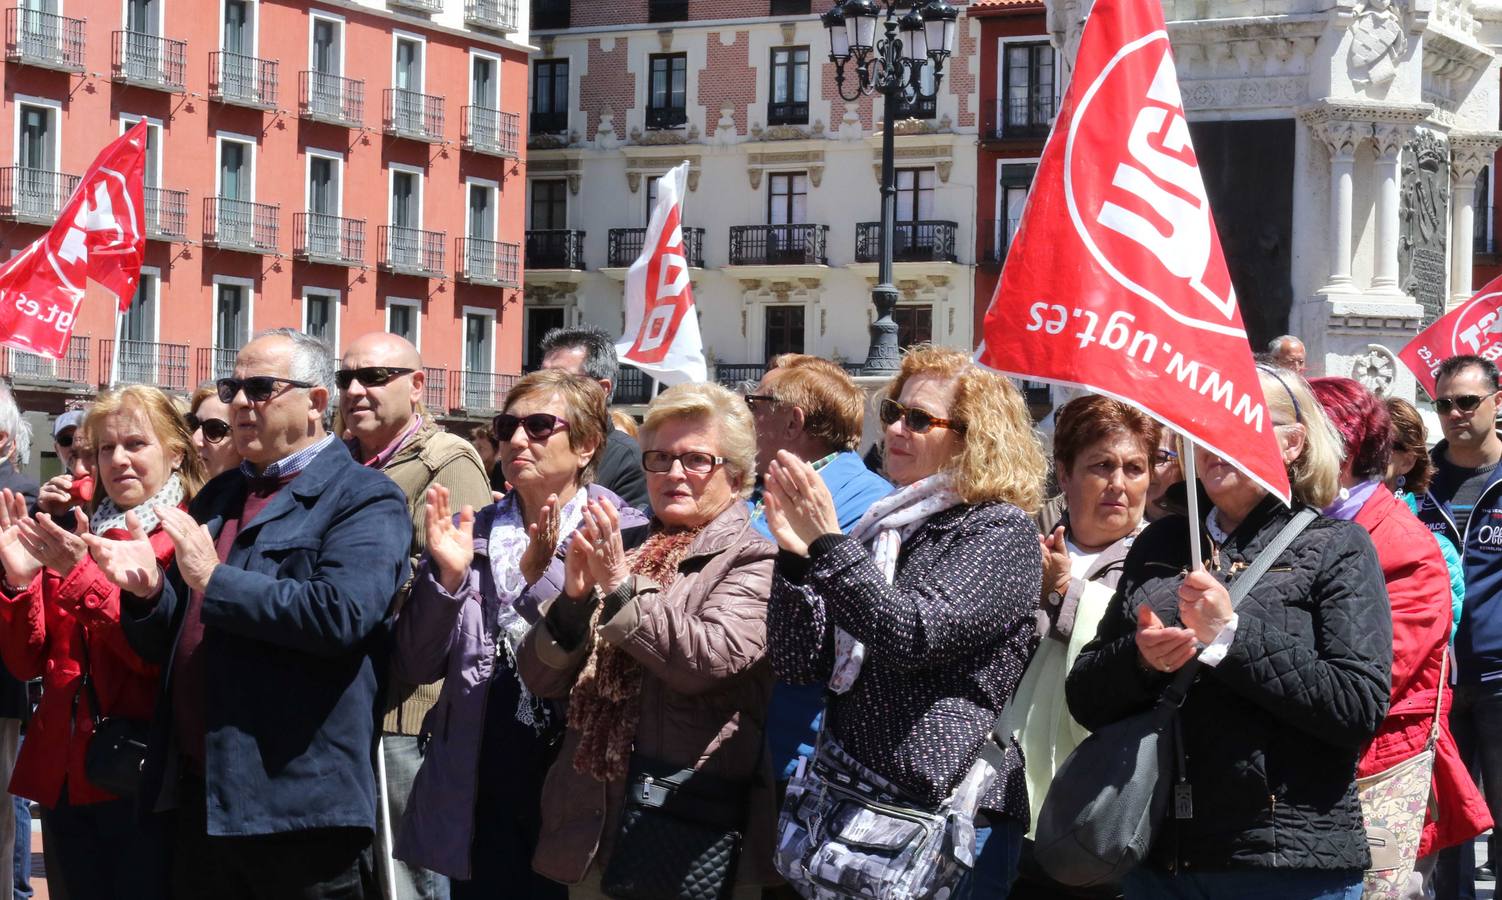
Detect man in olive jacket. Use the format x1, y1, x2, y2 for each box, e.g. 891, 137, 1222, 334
340, 331, 492, 900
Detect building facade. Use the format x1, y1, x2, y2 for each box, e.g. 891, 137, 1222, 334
1, 0, 530, 421
524, 0, 983, 398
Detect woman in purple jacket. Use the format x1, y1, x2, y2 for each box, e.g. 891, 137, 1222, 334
391, 370, 649, 899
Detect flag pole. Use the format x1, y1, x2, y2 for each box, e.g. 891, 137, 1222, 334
108, 307, 123, 388
1181, 433, 1203, 569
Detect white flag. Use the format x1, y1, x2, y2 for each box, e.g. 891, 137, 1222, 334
616, 162, 707, 386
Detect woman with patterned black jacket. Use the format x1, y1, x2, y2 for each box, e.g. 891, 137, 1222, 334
763, 345, 1047, 898
1067, 367, 1393, 900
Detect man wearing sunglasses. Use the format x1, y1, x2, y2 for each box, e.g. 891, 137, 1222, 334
88, 328, 411, 899
1417, 354, 1502, 898
537, 326, 649, 511
338, 331, 491, 900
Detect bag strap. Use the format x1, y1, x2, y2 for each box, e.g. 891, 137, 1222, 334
73, 628, 104, 728
1427, 648, 1449, 751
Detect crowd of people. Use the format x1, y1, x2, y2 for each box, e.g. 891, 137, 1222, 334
0, 324, 1485, 900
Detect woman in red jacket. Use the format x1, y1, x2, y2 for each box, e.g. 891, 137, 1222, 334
0, 385, 204, 900
1311, 377, 1491, 894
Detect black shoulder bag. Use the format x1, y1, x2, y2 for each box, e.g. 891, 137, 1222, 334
78, 632, 151, 798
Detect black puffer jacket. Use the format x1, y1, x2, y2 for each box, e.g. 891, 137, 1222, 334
1067, 495, 1393, 873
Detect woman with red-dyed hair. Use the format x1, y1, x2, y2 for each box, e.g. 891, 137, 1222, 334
1310, 376, 1491, 894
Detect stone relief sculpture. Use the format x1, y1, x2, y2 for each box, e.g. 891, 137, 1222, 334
1349, 0, 1407, 87
1400, 130, 1450, 323
1351, 344, 1399, 396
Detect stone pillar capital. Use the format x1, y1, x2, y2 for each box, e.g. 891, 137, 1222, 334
1450, 131, 1502, 186
1372, 123, 1408, 161
1309, 119, 1368, 161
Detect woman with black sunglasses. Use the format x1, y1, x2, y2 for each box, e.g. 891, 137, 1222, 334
390, 369, 648, 899
187, 383, 241, 479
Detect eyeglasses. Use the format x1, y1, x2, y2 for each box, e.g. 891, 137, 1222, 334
743, 394, 780, 409
878, 398, 965, 434
1435, 394, 1489, 415
493, 412, 569, 442
217, 376, 315, 404
335, 366, 416, 391
642, 450, 725, 475
186, 414, 231, 444
1153, 448, 1179, 467
54, 429, 74, 449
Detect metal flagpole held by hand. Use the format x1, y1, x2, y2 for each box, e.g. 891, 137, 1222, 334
108, 308, 123, 388
375, 736, 398, 900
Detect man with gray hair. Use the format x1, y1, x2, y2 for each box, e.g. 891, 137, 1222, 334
1268, 334, 1307, 375
87, 328, 411, 898
538, 325, 648, 509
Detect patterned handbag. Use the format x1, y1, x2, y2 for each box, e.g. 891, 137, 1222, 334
1356, 649, 1447, 899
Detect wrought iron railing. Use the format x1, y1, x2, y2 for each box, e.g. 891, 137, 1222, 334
614, 365, 655, 405
714, 363, 768, 388
422, 366, 449, 412
465, 0, 518, 30
767, 100, 808, 126
525, 229, 586, 269
457, 238, 521, 287
144, 186, 188, 240
5, 7, 85, 71
894, 94, 936, 120
295, 213, 365, 267
99, 339, 190, 390
196, 346, 240, 384
299, 70, 364, 127
728, 224, 828, 266
379, 225, 446, 278
989, 96, 1055, 140
203, 197, 280, 254
979, 217, 1023, 265
646, 105, 687, 130
7, 336, 88, 384
0, 167, 80, 224
530, 109, 567, 135
462, 106, 519, 157
210, 50, 277, 108
458, 370, 522, 413
111, 30, 186, 91
608, 226, 705, 268
854, 220, 958, 263
384, 88, 445, 142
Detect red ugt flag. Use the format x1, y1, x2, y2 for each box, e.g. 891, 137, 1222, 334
0, 122, 148, 358
1397, 273, 1502, 397
617, 161, 707, 385
976, 0, 1290, 503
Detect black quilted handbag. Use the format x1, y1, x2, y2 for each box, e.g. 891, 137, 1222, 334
600, 756, 750, 900
78, 633, 150, 798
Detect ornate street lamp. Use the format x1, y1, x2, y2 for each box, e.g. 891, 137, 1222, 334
824, 0, 958, 376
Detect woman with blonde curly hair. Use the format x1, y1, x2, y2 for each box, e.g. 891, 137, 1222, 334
516, 381, 776, 899
1068, 366, 1394, 899
763, 344, 1048, 898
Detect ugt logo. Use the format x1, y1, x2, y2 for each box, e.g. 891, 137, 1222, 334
627, 204, 692, 363
1064, 34, 1242, 338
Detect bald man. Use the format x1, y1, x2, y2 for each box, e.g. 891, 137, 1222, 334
338, 332, 491, 900
1269, 334, 1307, 375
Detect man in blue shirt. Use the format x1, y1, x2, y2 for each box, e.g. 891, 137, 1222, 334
745, 354, 891, 784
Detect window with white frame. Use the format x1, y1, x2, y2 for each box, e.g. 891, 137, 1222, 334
119, 268, 161, 383
213, 278, 253, 378
389, 166, 423, 266
387, 298, 420, 348
306, 150, 342, 257
15, 99, 60, 219
303, 288, 338, 349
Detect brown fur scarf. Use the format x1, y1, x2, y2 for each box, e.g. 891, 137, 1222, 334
567, 524, 702, 782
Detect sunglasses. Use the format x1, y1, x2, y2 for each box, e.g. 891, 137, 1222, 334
743, 394, 780, 409
878, 398, 965, 434
642, 450, 725, 475
186, 414, 231, 444
217, 376, 315, 404
1435, 394, 1489, 415
1153, 448, 1179, 467
54, 430, 74, 449
493, 412, 569, 442
335, 366, 416, 391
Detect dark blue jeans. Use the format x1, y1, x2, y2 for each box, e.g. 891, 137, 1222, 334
953, 818, 1027, 900
1122, 867, 1363, 900
1435, 679, 1502, 900
12, 795, 28, 900
46, 786, 169, 900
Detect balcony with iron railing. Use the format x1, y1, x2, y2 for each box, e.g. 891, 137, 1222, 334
144, 186, 188, 241
893, 94, 937, 120
532, 0, 570, 29
295, 213, 365, 267
5, 7, 85, 72
203, 197, 280, 254
422, 366, 449, 411
459, 371, 522, 413
608, 226, 705, 268
462, 106, 519, 157
767, 100, 808, 126
0, 167, 80, 224
195, 346, 240, 384
714, 363, 768, 388
530, 109, 567, 135
614, 365, 655, 405
379, 225, 446, 278
384, 88, 445, 142
465, 0, 517, 31
457, 238, 521, 287
299, 70, 364, 128
728, 224, 828, 266
210, 51, 277, 109
7, 337, 88, 384
525, 230, 585, 270
111, 30, 186, 91
854, 220, 958, 264
100, 339, 190, 390
980, 217, 1022, 266
988, 96, 1056, 141
646, 104, 688, 130
390, 0, 442, 10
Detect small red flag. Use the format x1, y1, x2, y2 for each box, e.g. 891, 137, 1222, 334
1397, 274, 1502, 398
975, 0, 1289, 502
0, 122, 148, 358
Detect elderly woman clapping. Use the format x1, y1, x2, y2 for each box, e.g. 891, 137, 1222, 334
517, 382, 776, 899
1068, 367, 1393, 899
765, 345, 1046, 898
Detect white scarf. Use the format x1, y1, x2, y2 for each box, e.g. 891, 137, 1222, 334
91, 472, 185, 536
828, 473, 964, 694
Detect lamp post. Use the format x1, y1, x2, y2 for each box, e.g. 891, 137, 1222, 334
823, 0, 958, 376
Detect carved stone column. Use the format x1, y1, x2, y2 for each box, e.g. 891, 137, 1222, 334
1450, 133, 1502, 307
1372, 123, 1406, 292
1310, 119, 1366, 290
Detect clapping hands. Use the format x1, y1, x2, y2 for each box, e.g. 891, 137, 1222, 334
562, 499, 629, 600
424, 485, 476, 595
762, 450, 840, 557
